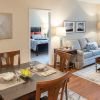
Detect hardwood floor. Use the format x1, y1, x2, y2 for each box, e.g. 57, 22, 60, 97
68, 74, 100, 100
51, 65, 100, 100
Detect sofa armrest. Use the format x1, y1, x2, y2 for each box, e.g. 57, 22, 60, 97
77, 50, 84, 62
77, 50, 83, 55
74, 50, 84, 69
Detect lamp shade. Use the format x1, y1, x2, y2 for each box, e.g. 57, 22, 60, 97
56, 27, 66, 36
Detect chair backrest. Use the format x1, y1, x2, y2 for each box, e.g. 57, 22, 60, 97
56, 51, 72, 71
0, 95, 4, 100
0, 50, 20, 67
36, 72, 71, 100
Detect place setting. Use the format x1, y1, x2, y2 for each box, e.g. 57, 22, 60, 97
0, 71, 25, 91
0, 62, 57, 92
29, 63, 57, 77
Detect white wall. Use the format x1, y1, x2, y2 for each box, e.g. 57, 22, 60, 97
96, 5, 100, 44
29, 9, 49, 28
0, 0, 97, 64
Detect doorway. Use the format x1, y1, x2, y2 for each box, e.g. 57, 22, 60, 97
29, 9, 51, 64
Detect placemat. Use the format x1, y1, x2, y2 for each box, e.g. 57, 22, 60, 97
0, 73, 25, 91
31, 64, 57, 76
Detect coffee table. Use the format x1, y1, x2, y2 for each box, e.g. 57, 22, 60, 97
96, 57, 100, 72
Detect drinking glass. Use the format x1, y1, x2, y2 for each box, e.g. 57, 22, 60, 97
29, 61, 35, 69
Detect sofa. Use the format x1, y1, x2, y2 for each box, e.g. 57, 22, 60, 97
62, 38, 100, 69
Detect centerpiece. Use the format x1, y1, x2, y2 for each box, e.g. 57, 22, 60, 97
20, 68, 32, 80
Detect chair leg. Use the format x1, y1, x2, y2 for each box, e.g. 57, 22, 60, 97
65, 82, 68, 100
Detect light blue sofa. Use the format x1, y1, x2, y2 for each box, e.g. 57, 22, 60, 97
62, 38, 100, 69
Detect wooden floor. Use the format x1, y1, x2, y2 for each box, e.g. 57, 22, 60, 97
68, 74, 100, 100
52, 65, 100, 100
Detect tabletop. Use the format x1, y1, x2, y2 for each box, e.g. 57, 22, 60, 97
0, 61, 64, 100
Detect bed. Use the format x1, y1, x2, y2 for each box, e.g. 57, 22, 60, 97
30, 27, 48, 56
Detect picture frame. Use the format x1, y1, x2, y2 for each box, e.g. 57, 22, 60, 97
0, 13, 12, 39
64, 21, 75, 33
76, 21, 85, 33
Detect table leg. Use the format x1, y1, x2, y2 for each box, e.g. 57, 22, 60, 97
96, 63, 97, 72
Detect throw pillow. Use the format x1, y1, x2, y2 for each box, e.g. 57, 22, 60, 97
83, 49, 89, 52
86, 42, 98, 51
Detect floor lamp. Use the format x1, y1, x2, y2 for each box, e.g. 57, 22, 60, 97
56, 27, 66, 48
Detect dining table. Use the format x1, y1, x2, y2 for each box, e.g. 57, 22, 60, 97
0, 61, 65, 100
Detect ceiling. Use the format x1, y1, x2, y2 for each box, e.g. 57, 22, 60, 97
78, 0, 100, 4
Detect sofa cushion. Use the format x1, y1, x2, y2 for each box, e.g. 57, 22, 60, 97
62, 39, 81, 49
90, 50, 100, 56
85, 42, 98, 51
91, 42, 98, 48
86, 38, 96, 42
69, 40, 81, 49
79, 38, 88, 49
83, 51, 93, 59
86, 44, 96, 50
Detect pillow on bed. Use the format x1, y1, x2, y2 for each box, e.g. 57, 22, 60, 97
34, 32, 41, 34
32, 34, 42, 39
31, 32, 34, 35
30, 32, 34, 38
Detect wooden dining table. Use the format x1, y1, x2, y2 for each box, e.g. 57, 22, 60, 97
0, 61, 65, 100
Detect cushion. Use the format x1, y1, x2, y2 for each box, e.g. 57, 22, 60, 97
86, 42, 98, 51
34, 32, 41, 34
89, 42, 98, 48
68, 40, 81, 50
32, 34, 45, 39
90, 50, 100, 56
62, 38, 81, 49
83, 51, 93, 59
83, 48, 89, 52
32, 34, 42, 39
31, 32, 34, 35
86, 38, 96, 42
30, 32, 34, 38
79, 38, 88, 49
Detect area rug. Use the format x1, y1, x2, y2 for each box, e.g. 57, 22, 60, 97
67, 89, 87, 100
73, 64, 100, 85
42, 89, 87, 100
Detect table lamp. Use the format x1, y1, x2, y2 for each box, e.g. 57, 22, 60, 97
97, 22, 100, 43
56, 27, 66, 47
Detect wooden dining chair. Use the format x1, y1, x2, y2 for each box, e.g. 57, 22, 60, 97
0, 95, 4, 100
36, 72, 71, 100
0, 50, 20, 67
55, 50, 72, 72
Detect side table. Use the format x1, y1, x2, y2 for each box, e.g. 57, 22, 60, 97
96, 57, 100, 72
54, 48, 77, 69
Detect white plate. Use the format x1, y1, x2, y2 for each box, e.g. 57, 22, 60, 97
0, 72, 15, 81
36, 64, 47, 71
